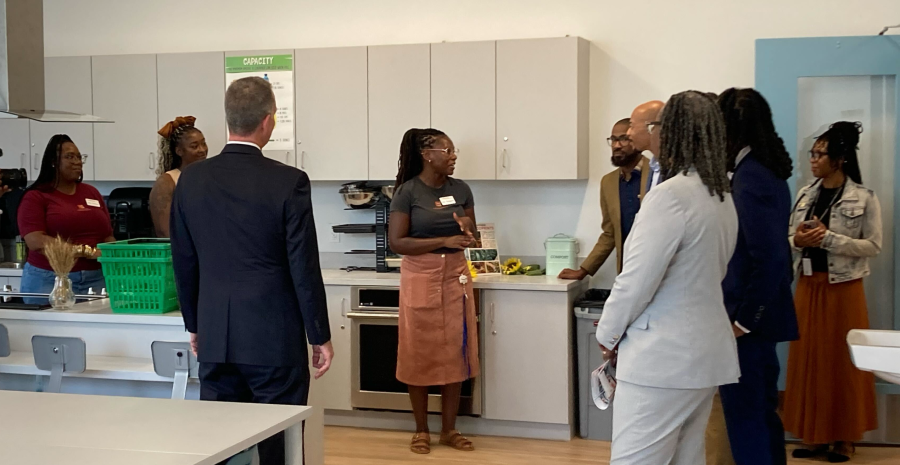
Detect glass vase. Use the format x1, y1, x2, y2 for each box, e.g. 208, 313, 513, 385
49, 275, 76, 310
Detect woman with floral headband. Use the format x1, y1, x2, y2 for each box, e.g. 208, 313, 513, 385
149, 116, 208, 237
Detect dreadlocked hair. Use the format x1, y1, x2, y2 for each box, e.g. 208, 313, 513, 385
817, 121, 864, 185
395, 128, 447, 189
156, 125, 199, 176
717, 88, 793, 180
659, 90, 731, 201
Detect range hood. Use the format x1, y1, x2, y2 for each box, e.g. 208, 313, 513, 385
0, 0, 110, 122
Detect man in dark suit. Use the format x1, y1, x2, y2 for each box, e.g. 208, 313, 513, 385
716, 88, 799, 465
170, 76, 333, 465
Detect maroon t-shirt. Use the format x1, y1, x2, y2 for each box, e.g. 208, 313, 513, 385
17, 183, 113, 272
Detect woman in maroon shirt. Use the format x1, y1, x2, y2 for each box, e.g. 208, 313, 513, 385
17, 134, 115, 304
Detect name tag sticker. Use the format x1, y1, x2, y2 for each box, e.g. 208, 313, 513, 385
439, 196, 457, 206
802, 258, 813, 276
85, 199, 101, 208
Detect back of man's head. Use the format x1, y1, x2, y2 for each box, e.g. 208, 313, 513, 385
225, 77, 275, 137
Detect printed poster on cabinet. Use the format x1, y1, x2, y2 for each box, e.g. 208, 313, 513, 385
225, 54, 294, 151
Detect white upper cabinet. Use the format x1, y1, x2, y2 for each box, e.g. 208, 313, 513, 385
0, 119, 31, 171
157, 52, 227, 158
496, 37, 589, 180
431, 41, 496, 181
367, 44, 430, 181
294, 47, 368, 181
92, 54, 160, 181
30, 56, 96, 180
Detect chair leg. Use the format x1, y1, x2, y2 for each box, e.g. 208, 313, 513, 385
47, 362, 64, 393
171, 369, 189, 400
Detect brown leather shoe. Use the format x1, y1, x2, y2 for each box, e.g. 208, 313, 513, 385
410, 432, 431, 455
440, 430, 475, 451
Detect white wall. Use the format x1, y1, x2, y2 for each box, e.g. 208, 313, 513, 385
43, 0, 900, 284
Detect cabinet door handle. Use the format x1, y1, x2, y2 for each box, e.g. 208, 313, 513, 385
300, 151, 306, 170
33, 153, 40, 170
340, 297, 347, 329
149, 152, 156, 171
501, 149, 508, 170
20, 153, 26, 170
491, 302, 496, 335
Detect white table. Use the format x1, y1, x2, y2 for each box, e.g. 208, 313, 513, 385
0, 390, 323, 465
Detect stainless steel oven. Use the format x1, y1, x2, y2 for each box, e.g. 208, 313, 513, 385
348, 286, 482, 415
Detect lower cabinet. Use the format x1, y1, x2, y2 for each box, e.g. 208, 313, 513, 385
307, 285, 352, 411
481, 289, 571, 424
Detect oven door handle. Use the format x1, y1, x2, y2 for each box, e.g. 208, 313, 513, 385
346, 311, 399, 320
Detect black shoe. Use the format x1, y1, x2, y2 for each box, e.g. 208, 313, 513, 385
827, 451, 851, 463
792, 444, 828, 459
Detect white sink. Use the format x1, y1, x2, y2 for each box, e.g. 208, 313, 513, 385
847, 329, 900, 385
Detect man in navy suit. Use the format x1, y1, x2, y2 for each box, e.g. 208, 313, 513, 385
716, 88, 799, 465
170, 76, 333, 465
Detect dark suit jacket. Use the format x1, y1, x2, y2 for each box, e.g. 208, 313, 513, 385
722, 153, 799, 342
170, 143, 331, 367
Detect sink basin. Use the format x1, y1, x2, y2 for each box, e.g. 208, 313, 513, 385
0, 262, 23, 269
847, 329, 900, 385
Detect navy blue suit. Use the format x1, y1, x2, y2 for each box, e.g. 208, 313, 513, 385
170, 143, 330, 465
719, 153, 799, 465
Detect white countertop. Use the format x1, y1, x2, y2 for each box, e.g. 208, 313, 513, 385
0, 298, 184, 325
321, 268, 581, 291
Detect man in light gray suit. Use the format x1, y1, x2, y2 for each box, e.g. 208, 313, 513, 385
596, 91, 740, 465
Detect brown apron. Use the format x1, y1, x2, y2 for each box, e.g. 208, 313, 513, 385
396, 251, 480, 386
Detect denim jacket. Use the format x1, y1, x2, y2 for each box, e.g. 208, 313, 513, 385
788, 178, 882, 284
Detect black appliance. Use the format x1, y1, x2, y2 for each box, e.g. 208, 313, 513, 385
107, 188, 154, 240
0, 164, 28, 240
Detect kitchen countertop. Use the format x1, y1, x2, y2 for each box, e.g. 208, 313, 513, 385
0, 298, 183, 325
321, 269, 582, 291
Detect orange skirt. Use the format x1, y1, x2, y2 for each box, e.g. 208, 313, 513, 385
396, 252, 479, 386
783, 273, 877, 443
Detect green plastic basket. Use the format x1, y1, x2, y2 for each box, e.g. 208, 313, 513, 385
97, 239, 179, 314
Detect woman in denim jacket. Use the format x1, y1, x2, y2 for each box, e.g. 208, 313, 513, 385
784, 122, 881, 463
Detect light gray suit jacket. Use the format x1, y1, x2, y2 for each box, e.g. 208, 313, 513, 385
595, 170, 740, 389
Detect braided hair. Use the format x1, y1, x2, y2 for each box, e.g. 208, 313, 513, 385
394, 128, 447, 189
659, 90, 731, 201
717, 88, 793, 179
156, 120, 200, 176
816, 121, 864, 184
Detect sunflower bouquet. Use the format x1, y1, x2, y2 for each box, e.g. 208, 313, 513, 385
501, 258, 545, 276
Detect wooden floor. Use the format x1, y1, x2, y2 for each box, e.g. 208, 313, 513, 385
324, 426, 900, 464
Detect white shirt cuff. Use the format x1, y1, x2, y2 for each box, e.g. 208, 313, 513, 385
735, 321, 751, 334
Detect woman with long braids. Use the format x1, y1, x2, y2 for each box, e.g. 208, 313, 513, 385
18, 135, 115, 304
595, 91, 739, 465
785, 122, 879, 463
149, 116, 208, 237
389, 128, 478, 455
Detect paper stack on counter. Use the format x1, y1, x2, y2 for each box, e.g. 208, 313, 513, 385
590, 360, 617, 410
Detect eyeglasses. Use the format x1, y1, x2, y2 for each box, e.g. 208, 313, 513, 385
808, 150, 828, 161
646, 121, 662, 134
424, 148, 460, 155
61, 154, 88, 163
607, 136, 632, 146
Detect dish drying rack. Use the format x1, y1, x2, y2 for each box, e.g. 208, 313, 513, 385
332, 196, 398, 273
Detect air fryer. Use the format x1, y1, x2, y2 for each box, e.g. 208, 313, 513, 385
106, 187, 154, 240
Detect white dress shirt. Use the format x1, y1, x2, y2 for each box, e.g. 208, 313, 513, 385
226, 140, 262, 151
596, 170, 740, 389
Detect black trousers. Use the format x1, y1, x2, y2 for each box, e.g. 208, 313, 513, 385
719, 337, 787, 465
200, 362, 311, 465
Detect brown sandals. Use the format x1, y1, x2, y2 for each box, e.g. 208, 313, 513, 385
410, 432, 431, 454
440, 430, 475, 451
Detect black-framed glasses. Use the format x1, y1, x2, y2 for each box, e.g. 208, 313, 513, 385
607, 136, 631, 146
646, 121, 662, 134
424, 148, 460, 155
808, 150, 828, 161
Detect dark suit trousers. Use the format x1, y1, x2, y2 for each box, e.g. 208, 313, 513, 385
719, 337, 786, 465
200, 363, 311, 465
